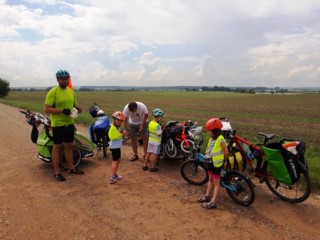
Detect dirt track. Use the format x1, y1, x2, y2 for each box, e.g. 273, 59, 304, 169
0, 103, 320, 240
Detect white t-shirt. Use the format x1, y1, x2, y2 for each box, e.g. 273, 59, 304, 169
123, 102, 148, 125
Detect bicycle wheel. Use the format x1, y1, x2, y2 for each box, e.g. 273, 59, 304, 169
180, 160, 208, 185
60, 146, 82, 170
224, 170, 255, 206
102, 136, 107, 159
262, 161, 311, 203
181, 139, 195, 153
164, 139, 177, 158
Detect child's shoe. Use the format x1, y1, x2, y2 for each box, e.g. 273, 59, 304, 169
110, 175, 118, 184
115, 175, 123, 180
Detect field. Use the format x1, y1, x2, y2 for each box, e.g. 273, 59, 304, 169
1, 90, 319, 190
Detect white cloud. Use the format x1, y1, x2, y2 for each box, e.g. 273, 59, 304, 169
0, 0, 319, 87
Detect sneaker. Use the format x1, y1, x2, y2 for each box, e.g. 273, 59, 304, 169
115, 175, 123, 180
110, 175, 117, 184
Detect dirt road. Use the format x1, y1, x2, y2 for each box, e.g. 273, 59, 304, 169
0, 103, 319, 240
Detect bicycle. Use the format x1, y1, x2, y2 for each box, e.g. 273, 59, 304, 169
88, 103, 110, 159
162, 121, 201, 159
221, 118, 311, 203
20, 109, 95, 169
180, 144, 255, 206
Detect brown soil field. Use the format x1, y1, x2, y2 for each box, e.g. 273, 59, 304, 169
1, 103, 320, 240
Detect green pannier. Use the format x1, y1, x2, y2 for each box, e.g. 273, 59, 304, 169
262, 143, 293, 185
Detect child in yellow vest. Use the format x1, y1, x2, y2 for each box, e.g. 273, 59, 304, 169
108, 111, 126, 184
198, 118, 229, 209
142, 108, 165, 172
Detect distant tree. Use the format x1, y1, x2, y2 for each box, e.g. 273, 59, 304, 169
0, 78, 10, 98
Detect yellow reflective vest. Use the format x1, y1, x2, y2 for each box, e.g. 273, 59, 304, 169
148, 120, 161, 143
207, 135, 225, 167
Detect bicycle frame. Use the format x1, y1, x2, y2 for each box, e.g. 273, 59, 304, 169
227, 130, 265, 171
180, 144, 256, 206
223, 126, 311, 203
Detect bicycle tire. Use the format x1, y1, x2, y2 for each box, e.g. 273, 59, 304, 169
180, 160, 208, 185
224, 170, 255, 206
60, 145, 82, 170
102, 136, 107, 159
180, 139, 195, 154
262, 161, 311, 203
164, 139, 178, 158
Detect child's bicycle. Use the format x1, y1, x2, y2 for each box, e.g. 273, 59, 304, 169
88, 103, 110, 159
221, 118, 311, 203
20, 109, 95, 169
180, 144, 255, 206
162, 120, 202, 159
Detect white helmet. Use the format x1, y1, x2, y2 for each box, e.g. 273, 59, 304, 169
97, 110, 105, 116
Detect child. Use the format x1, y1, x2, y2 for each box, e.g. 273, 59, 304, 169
198, 118, 229, 209
142, 108, 165, 172
108, 111, 126, 184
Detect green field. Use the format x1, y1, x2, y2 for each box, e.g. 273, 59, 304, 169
1, 91, 320, 190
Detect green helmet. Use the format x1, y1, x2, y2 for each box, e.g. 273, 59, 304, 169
152, 108, 165, 117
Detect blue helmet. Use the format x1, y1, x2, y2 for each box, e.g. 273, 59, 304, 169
56, 69, 70, 78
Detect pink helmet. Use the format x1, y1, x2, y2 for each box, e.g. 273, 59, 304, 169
112, 111, 125, 121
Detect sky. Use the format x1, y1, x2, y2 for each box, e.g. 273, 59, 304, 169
1, 0, 320, 88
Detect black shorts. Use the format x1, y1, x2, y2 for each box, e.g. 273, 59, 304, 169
207, 162, 222, 175
110, 148, 121, 161
52, 125, 75, 144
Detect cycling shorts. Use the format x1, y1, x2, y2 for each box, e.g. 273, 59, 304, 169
52, 125, 75, 144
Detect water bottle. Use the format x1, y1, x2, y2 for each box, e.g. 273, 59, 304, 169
242, 142, 254, 160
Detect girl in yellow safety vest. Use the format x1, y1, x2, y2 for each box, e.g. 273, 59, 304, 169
143, 108, 165, 172
108, 111, 126, 184
198, 118, 229, 209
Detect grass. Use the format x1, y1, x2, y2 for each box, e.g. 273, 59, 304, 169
1, 90, 320, 191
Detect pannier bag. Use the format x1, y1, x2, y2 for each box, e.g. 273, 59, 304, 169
262, 141, 304, 185
224, 151, 244, 172
165, 125, 183, 138
93, 116, 110, 134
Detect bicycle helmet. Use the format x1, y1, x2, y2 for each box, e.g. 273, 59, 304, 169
97, 110, 105, 116
112, 111, 125, 121
152, 108, 165, 117
205, 118, 223, 131
56, 69, 70, 78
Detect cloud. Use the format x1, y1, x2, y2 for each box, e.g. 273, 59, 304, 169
0, 0, 319, 87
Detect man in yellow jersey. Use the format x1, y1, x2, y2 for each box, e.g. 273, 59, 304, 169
44, 69, 84, 181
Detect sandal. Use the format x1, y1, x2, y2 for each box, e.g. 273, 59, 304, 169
142, 166, 148, 171
54, 173, 66, 181
150, 167, 159, 172
202, 201, 217, 209
197, 195, 210, 203
68, 168, 84, 175
129, 155, 139, 161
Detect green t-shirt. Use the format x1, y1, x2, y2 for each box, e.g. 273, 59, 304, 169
45, 86, 77, 127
